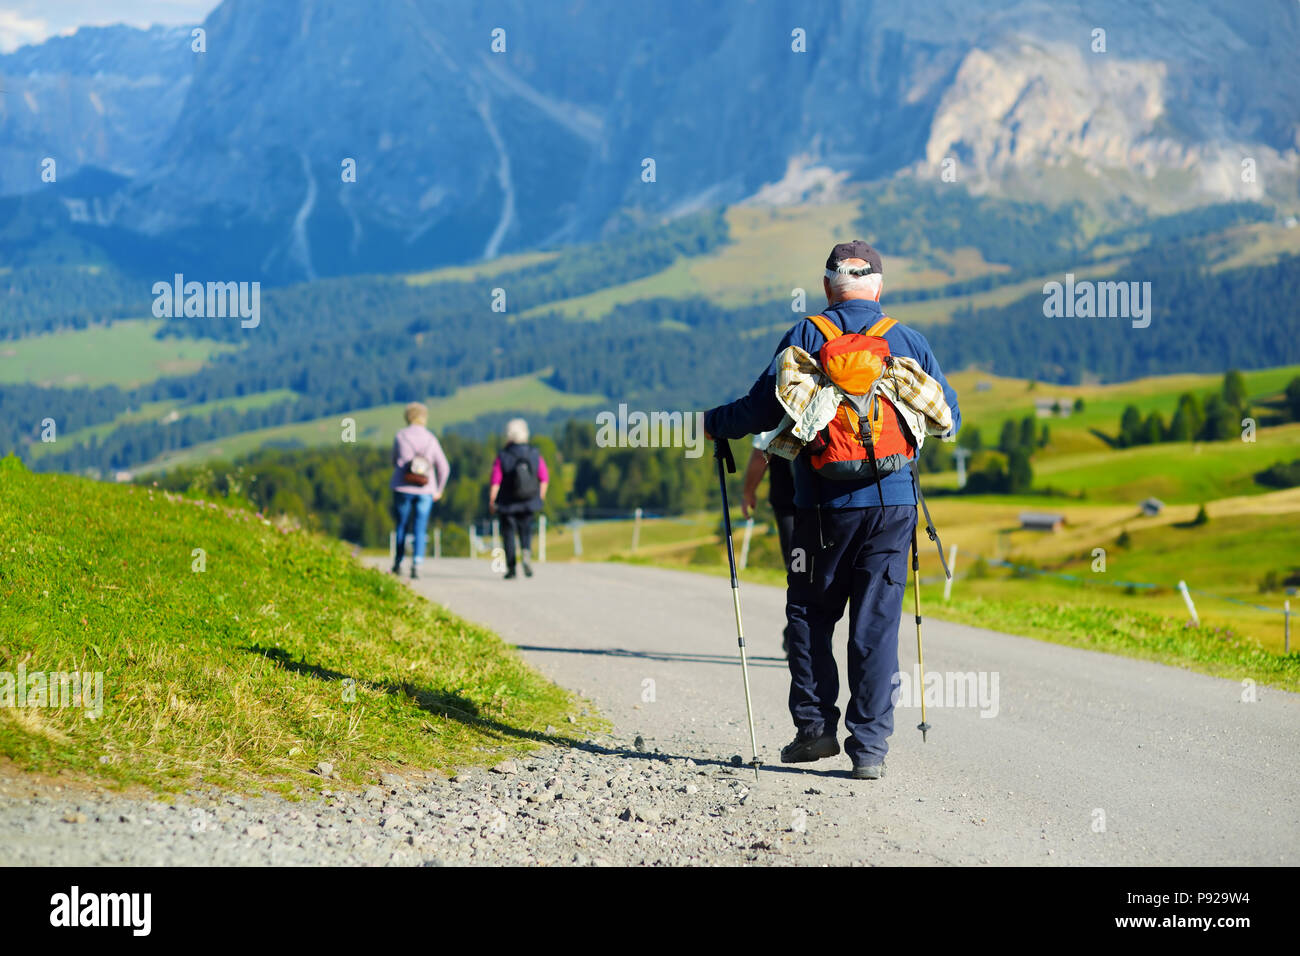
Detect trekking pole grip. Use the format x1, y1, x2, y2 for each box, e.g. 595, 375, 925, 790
714, 437, 735, 474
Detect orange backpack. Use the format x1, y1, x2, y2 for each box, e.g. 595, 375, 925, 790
803, 314, 916, 481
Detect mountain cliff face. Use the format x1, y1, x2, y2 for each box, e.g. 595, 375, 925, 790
0, 24, 194, 196
0, 0, 1296, 281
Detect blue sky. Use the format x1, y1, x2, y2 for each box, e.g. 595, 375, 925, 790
0, 0, 220, 52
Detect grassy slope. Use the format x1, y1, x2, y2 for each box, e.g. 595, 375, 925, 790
133, 372, 605, 474
919, 497, 1300, 659
0, 319, 238, 388
947, 365, 1300, 448
929, 365, 1300, 502
0, 456, 590, 793
1029, 424, 1300, 502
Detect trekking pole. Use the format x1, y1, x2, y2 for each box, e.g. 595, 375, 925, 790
714, 437, 761, 782
911, 528, 931, 742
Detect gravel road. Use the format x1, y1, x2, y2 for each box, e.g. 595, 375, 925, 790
3, 557, 1295, 866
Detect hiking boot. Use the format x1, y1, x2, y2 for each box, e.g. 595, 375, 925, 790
390, 562, 401, 576
504, 568, 517, 580
522, 560, 533, 577
779, 731, 840, 764
410, 564, 419, 580
850, 761, 886, 780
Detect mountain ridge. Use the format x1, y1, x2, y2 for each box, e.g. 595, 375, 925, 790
0, 0, 1296, 282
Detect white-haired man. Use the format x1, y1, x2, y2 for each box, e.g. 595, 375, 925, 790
704, 240, 961, 779
488, 418, 549, 579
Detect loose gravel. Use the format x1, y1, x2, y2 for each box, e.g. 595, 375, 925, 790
0, 736, 860, 866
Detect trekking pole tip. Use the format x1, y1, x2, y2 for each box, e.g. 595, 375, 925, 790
918, 721, 931, 742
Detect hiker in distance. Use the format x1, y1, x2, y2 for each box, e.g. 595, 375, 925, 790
704, 240, 961, 780
488, 418, 549, 580
390, 402, 451, 580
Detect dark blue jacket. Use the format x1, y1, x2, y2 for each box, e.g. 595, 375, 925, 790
704, 298, 961, 509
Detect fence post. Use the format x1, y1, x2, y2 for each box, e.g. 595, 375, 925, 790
1177, 580, 1199, 627
538, 515, 547, 562
943, 543, 958, 601
1286, 599, 1291, 654
953, 447, 970, 490
389, 530, 396, 564
491, 518, 500, 553
572, 518, 583, 557
433, 527, 441, 560
469, 525, 478, 557
631, 507, 642, 554
738, 517, 754, 571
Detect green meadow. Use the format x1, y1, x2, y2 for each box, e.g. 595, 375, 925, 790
0, 319, 237, 388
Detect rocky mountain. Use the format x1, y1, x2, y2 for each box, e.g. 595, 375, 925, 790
0, 0, 1296, 282
0, 24, 194, 197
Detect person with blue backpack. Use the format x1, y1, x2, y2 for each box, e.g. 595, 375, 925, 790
488, 418, 549, 580
704, 240, 961, 780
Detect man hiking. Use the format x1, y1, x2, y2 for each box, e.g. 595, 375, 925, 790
488, 418, 549, 580
704, 240, 961, 779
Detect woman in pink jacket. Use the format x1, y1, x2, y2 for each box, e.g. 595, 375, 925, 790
488, 418, 548, 580
390, 402, 450, 579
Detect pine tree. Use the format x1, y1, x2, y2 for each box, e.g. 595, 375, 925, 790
1007, 448, 1033, 493
1285, 376, 1300, 422
1118, 404, 1143, 447
1142, 411, 1165, 445
1199, 394, 1237, 441
1019, 415, 1037, 451
998, 420, 1018, 455
1168, 393, 1204, 442
1223, 369, 1248, 409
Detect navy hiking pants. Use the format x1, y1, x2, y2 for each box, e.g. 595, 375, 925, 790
783, 505, 916, 764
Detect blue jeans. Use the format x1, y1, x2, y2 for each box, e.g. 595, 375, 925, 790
392, 492, 434, 565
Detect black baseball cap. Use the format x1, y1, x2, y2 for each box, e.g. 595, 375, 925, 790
825, 239, 883, 276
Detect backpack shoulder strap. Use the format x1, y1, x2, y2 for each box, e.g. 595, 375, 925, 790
866, 316, 897, 337
806, 314, 840, 342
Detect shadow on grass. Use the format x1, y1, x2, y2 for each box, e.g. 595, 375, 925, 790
246, 645, 857, 780
244, 643, 579, 749
1089, 427, 1119, 449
